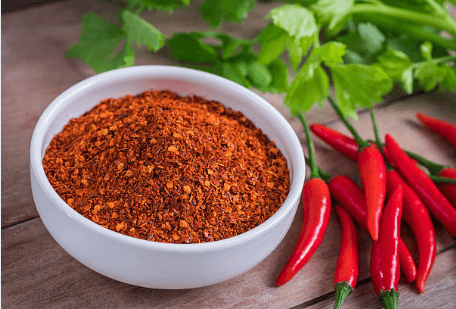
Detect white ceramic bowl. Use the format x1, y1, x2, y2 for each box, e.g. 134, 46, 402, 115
30, 65, 305, 289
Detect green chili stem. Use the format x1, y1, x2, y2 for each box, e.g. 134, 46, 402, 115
429, 175, 456, 184
299, 113, 320, 179
303, 155, 332, 183
334, 281, 354, 309
370, 108, 383, 150
327, 96, 369, 150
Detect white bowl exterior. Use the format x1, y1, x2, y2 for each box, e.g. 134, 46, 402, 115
30, 66, 305, 289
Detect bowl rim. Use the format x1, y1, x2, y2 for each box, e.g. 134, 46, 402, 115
30, 65, 305, 253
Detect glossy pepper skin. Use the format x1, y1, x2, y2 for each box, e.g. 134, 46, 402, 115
385, 134, 456, 238
357, 144, 386, 241
333, 205, 359, 309
310, 123, 359, 161
371, 185, 403, 309
417, 113, 456, 148
437, 167, 456, 206
328, 175, 416, 282
275, 178, 331, 286
386, 170, 436, 293
398, 240, 416, 284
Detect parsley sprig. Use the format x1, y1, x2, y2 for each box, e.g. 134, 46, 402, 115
67, 0, 456, 118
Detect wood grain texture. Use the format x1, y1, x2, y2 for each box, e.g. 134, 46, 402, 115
2, 0, 456, 308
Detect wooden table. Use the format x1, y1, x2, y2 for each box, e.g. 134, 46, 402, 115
2, 1, 456, 308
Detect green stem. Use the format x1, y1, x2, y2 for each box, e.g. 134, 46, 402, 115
353, 12, 456, 51
299, 113, 320, 179
350, 4, 456, 38
304, 155, 332, 182
405, 152, 446, 175
327, 96, 369, 150
370, 109, 383, 150
334, 281, 354, 309
380, 289, 399, 309
429, 175, 456, 184
411, 55, 456, 69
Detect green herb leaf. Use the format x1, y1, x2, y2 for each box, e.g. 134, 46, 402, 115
331, 64, 393, 118
320, 41, 346, 66
199, 0, 256, 28
267, 59, 289, 93
286, 36, 304, 71
438, 64, 456, 92
126, 0, 190, 13
247, 61, 272, 91
415, 61, 439, 91
166, 33, 219, 63
376, 50, 413, 93
121, 10, 165, 51
258, 24, 288, 65
358, 23, 385, 55
66, 12, 133, 74
267, 4, 318, 40
311, 0, 354, 35
221, 62, 251, 88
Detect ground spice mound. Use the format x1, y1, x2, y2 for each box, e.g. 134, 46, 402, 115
43, 90, 290, 243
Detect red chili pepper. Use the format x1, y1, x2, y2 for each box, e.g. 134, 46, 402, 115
276, 114, 332, 286
371, 185, 403, 309
437, 167, 456, 206
398, 240, 416, 284
417, 112, 456, 148
333, 205, 359, 309
385, 134, 456, 238
386, 170, 436, 293
328, 175, 417, 282
358, 144, 386, 241
275, 175, 331, 286
326, 98, 386, 241
310, 123, 359, 161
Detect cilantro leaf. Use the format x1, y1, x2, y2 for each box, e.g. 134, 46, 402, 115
267, 59, 289, 93
221, 62, 252, 88
358, 23, 385, 55
247, 61, 272, 91
331, 64, 393, 119
66, 12, 133, 74
438, 64, 456, 92
420, 41, 433, 61
125, 0, 189, 13
376, 50, 413, 93
286, 36, 304, 71
319, 41, 346, 66
415, 61, 439, 91
166, 33, 219, 63
267, 4, 318, 40
311, 0, 354, 35
199, 0, 256, 28
121, 11, 165, 51
258, 24, 288, 65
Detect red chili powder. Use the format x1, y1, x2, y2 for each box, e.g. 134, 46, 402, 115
42, 90, 290, 243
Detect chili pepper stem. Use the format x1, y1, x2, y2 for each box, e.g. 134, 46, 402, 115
380, 289, 399, 309
405, 151, 445, 176
334, 281, 353, 309
327, 96, 369, 150
369, 108, 383, 150
298, 113, 320, 179
303, 155, 332, 182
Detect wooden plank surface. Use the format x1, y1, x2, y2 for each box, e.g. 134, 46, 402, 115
2, 0, 456, 308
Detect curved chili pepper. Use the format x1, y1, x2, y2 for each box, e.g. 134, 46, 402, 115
327, 97, 386, 241
328, 175, 416, 282
398, 240, 416, 283
310, 123, 359, 161
275, 175, 331, 286
385, 134, 456, 238
438, 167, 456, 206
371, 185, 403, 309
333, 205, 359, 309
358, 144, 386, 241
276, 114, 332, 286
386, 170, 436, 293
417, 112, 456, 148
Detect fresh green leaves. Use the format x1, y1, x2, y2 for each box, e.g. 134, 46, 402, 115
167, 33, 219, 63
331, 64, 393, 119
67, 11, 166, 73
66, 13, 133, 74
311, 0, 353, 35
199, 0, 256, 28
376, 50, 413, 93
267, 5, 317, 40
125, 0, 189, 13
122, 11, 165, 51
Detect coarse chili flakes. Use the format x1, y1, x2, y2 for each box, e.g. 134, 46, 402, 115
42, 90, 290, 244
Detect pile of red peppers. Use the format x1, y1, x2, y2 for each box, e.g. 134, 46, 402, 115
275, 105, 456, 309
